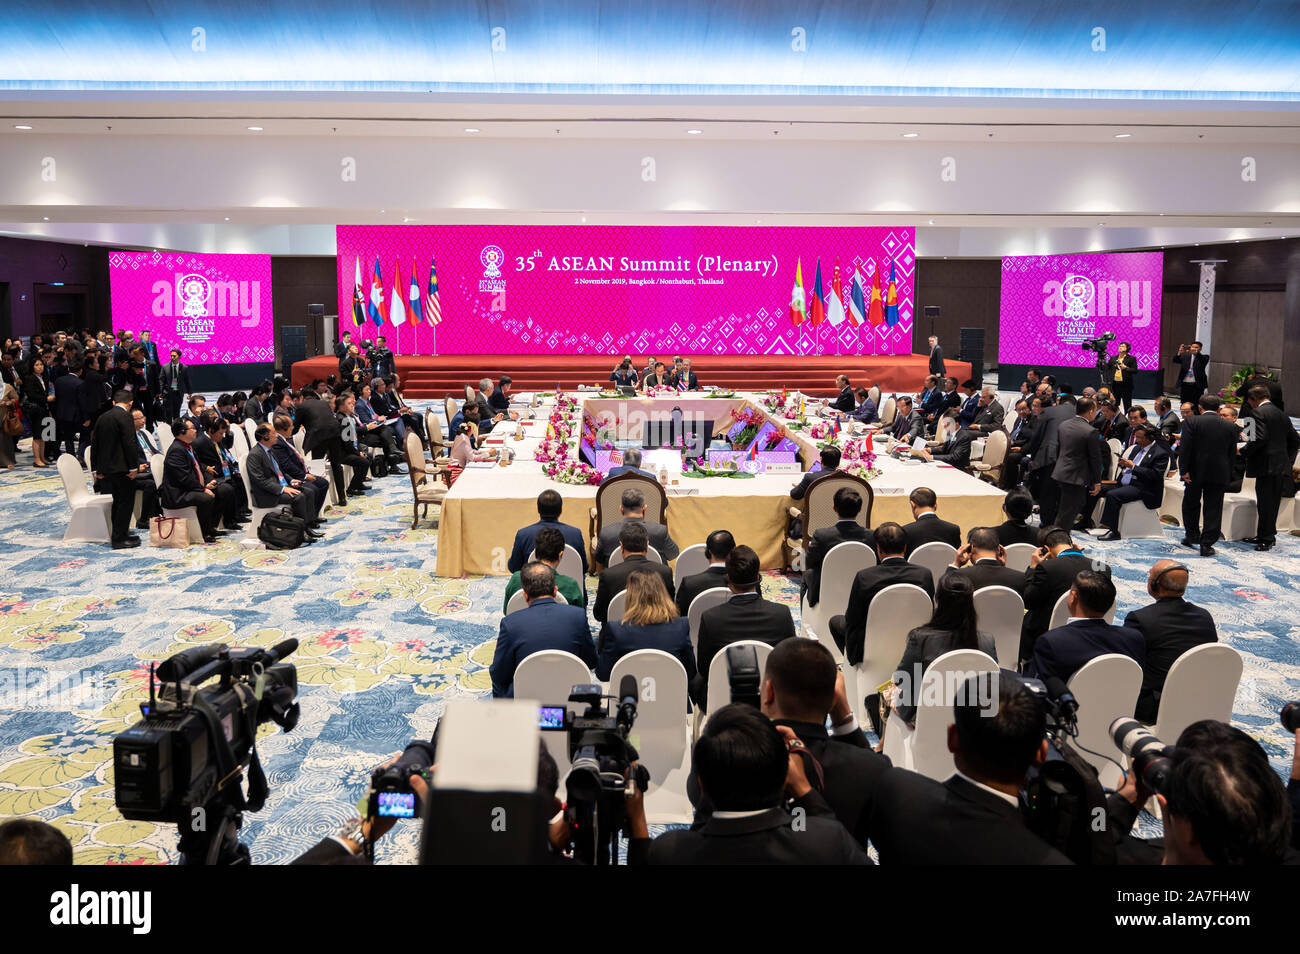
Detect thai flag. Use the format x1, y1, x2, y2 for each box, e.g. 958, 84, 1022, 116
368, 257, 384, 325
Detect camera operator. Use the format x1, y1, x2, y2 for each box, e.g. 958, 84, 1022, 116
625, 704, 870, 864
870, 672, 1072, 864
1290, 705, 1300, 851
1107, 719, 1294, 864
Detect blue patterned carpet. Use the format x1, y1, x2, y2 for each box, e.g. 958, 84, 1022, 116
0, 409, 1296, 864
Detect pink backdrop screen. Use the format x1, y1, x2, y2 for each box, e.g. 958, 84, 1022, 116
109, 251, 274, 364
999, 252, 1164, 369
336, 224, 916, 356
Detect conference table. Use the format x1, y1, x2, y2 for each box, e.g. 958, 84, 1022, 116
432, 391, 1006, 577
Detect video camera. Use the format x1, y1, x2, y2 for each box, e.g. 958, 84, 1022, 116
1081, 331, 1116, 353
540, 677, 650, 864
1019, 675, 1116, 864
113, 640, 300, 864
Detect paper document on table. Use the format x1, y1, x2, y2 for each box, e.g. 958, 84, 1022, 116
465, 461, 498, 469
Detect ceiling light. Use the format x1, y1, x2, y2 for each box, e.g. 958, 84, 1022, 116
247, 125, 263, 131
464, 127, 480, 134
224, 217, 230, 221
686, 129, 702, 135
14, 124, 32, 130
902, 132, 919, 138
928, 219, 935, 225
42, 216, 48, 221
581, 216, 587, 223
402, 216, 410, 222
1114, 133, 1131, 139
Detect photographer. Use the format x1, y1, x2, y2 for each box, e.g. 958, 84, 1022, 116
625, 704, 870, 864
1106, 720, 1293, 864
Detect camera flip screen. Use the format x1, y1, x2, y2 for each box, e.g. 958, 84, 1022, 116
538, 706, 566, 729
376, 791, 416, 818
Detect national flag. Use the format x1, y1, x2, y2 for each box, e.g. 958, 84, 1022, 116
832, 416, 841, 438
825, 260, 846, 326
424, 256, 442, 326
351, 256, 365, 326
408, 261, 423, 324
368, 257, 384, 325
848, 267, 866, 329
390, 262, 407, 327
885, 259, 900, 327
809, 260, 826, 326
789, 258, 807, 326
867, 260, 885, 327
748, 440, 759, 461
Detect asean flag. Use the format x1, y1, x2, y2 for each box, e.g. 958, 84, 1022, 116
809, 260, 826, 327
885, 259, 900, 326
867, 260, 885, 327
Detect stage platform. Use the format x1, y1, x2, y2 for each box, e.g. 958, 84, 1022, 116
290, 353, 969, 399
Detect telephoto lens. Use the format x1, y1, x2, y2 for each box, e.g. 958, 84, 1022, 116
1110, 718, 1174, 795
1282, 702, 1300, 734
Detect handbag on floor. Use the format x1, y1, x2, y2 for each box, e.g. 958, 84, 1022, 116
150, 515, 189, 548
257, 505, 308, 550
3, 407, 23, 437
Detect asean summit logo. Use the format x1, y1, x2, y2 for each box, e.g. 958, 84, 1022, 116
481, 245, 504, 278
1060, 274, 1095, 320
177, 273, 211, 318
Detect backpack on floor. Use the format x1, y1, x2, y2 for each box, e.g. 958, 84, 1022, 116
257, 506, 308, 550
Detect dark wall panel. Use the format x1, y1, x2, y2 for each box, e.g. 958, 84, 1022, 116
0, 236, 110, 339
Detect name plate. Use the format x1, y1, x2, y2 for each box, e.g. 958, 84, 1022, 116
763, 461, 804, 475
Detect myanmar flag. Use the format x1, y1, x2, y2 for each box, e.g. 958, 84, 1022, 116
885, 259, 900, 326
789, 258, 807, 326
351, 256, 365, 326
368, 257, 385, 325
867, 261, 885, 327
809, 260, 826, 327
848, 267, 866, 329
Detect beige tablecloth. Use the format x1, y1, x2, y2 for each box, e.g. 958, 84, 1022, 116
433, 392, 1005, 577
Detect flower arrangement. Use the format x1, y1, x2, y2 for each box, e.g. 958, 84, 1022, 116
807, 420, 833, 441
728, 405, 767, 450
543, 459, 603, 485
839, 438, 882, 479
644, 385, 675, 397
554, 391, 577, 413
763, 426, 790, 450
533, 439, 571, 464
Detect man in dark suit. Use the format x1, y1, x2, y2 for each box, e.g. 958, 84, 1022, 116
298, 389, 369, 501
1001, 398, 1037, 488
1095, 424, 1170, 541
846, 387, 878, 424
1177, 395, 1243, 556
919, 374, 946, 422
1123, 561, 1218, 723
672, 358, 700, 391
270, 414, 328, 523
592, 521, 675, 630
626, 704, 869, 864
1020, 528, 1111, 663
916, 410, 976, 469
488, 374, 514, 413
901, 486, 961, 555
604, 446, 657, 481
490, 563, 596, 698
127, 409, 163, 529
508, 489, 588, 577
1242, 384, 1300, 551
927, 335, 945, 376
1051, 397, 1103, 535
967, 387, 1005, 434
242, 385, 269, 425
90, 391, 143, 548
246, 423, 322, 534
869, 672, 1072, 865
52, 360, 85, 458
788, 445, 842, 528
1027, 570, 1143, 682
1023, 394, 1075, 525
593, 486, 678, 567
158, 348, 191, 424
354, 383, 404, 470
950, 527, 1027, 595
334, 331, 353, 366
1172, 341, 1210, 406
1216, 403, 1248, 492
692, 546, 796, 709
802, 488, 872, 607
676, 529, 744, 616
160, 418, 223, 544
830, 522, 935, 666
641, 360, 670, 391
192, 413, 250, 528
829, 375, 855, 413
367, 335, 396, 380
1094, 400, 1129, 444
889, 395, 924, 443
1234, 371, 1284, 414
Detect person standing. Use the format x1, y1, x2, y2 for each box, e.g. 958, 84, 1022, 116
927, 335, 945, 377
1106, 342, 1138, 413
1178, 395, 1242, 556
90, 390, 141, 548
1050, 397, 1103, 534
21, 355, 55, 468
1171, 341, 1209, 407
52, 361, 85, 460
159, 349, 191, 424
1241, 385, 1300, 552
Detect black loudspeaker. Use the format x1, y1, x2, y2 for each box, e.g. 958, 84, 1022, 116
923, 305, 941, 338
959, 327, 985, 385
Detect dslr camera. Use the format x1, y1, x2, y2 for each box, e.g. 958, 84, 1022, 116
541, 678, 650, 864
113, 640, 300, 864
368, 740, 435, 821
